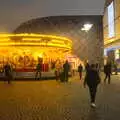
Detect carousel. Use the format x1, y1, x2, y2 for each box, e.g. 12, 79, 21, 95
0, 33, 80, 72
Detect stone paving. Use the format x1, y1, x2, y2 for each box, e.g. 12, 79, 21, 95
0, 73, 120, 120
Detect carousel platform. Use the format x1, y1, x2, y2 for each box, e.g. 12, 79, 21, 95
0, 71, 56, 80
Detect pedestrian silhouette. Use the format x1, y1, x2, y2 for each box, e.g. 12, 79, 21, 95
4, 62, 12, 84
35, 61, 42, 80
78, 63, 83, 80
85, 62, 90, 74
63, 60, 70, 82
104, 62, 112, 84
84, 64, 101, 108
114, 63, 118, 75
95, 63, 100, 73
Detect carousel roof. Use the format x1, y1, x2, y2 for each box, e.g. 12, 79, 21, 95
0, 33, 72, 50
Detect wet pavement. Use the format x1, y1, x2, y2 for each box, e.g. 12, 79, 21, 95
0, 73, 120, 120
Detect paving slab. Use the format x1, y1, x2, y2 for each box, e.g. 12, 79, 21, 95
0, 74, 119, 120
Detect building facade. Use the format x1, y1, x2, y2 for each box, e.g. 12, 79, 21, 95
104, 0, 120, 66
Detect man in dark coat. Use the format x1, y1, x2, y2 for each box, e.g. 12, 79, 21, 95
63, 60, 70, 82
114, 63, 118, 75
35, 62, 42, 80
78, 64, 83, 80
85, 62, 90, 74
84, 64, 101, 108
4, 62, 12, 84
104, 62, 112, 84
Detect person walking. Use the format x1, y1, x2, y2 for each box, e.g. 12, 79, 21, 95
95, 63, 100, 73
55, 61, 62, 81
63, 60, 70, 82
35, 61, 42, 80
84, 64, 101, 108
78, 63, 83, 80
114, 63, 118, 75
104, 62, 112, 84
4, 62, 12, 84
85, 62, 90, 74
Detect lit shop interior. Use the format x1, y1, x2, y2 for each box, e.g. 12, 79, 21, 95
104, 0, 120, 68
0, 34, 81, 72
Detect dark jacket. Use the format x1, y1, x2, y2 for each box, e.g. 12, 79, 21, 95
84, 69, 100, 86
4, 64, 12, 76
63, 63, 70, 72
104, 64, 112, 74
85, 63, 90, 73
78, 65, 83, 72
36, 63, 42, 71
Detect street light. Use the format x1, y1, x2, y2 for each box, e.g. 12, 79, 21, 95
81, 23, 93, 32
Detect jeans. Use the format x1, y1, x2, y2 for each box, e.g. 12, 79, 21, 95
88, 85, 97, 103
79, 72, 82, 80
64, 71, 69, 82
104, 73, 111, 84
55, 70, 59, 81
5, 72, 12, 84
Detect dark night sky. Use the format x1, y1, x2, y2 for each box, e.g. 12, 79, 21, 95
0, 0, 105, 33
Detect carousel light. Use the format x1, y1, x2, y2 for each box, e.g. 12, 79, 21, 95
0, 33, 72, 50
14, 33, 72, 42
22, 38, 42, 41
38, 53, 43, 58
0, 38, 10, 41
0, 33, 73, 70
0, 33, 72, 44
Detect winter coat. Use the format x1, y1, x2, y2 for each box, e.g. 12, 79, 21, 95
84, 69, 101, 87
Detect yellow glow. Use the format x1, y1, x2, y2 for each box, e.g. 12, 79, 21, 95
38, 54, 43, 58
0, 38, 10, 41
0, 33, 72, 50
0, 42, 72, 49
0, 33, 72, 69
0, 33, 72, 43
104, 37, 117, 45
22, 38, 42, 41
